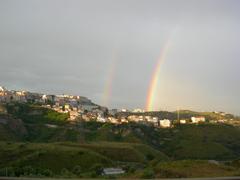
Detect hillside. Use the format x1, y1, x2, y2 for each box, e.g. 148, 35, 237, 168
0, 114, 27, 141
0, 141, 168, 177
142, 160, 240, 178
0, 103, 240, 178
1, 103, 240, 160
1, 141, 239, 179
117, 109, 235, 121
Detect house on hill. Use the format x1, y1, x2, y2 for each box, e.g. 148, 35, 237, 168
160, 119, 171, 128
180, 119, 187, 124
102, 168, 125, 176
191, 116, 206, 124
0, 86, 7, 92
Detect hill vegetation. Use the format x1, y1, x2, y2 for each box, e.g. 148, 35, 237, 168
117, 109, 235, 121
0, 141, 168, 178
0, 102, 240, 178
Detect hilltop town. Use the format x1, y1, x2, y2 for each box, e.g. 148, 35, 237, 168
0, 86, 239, 128
1, 85, 240, 178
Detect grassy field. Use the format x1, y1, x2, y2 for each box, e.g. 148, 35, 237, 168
157, 124, 240, 160
0, 141, 169, 177
152, 160, 240, 178
1, 141, 239, 178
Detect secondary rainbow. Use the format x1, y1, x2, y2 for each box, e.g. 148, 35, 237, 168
145, 39, 171, 111
102, 60, 117, 107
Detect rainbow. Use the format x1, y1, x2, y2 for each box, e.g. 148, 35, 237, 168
145, 39, 172, 111
102, 60, 117, 107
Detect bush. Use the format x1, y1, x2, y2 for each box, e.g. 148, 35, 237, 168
41, 169, 53, 177
22, 166, 35, 176
0, 168, 6, 176
157, 169, 187, 178
123, 165, 136, 173
91, 164, 103, 175
141, 168, 154, 179
0, 167, 16, 177
13, 167, 24, 177
146, 153, 154, 161
90, 171, 97, 178
72, 165, 82, 176
61, 168, 73, 177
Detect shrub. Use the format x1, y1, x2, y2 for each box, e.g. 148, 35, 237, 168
13, 167, 25, 177
91, 164, 103, 175
41, 169, 53, 177
123, 165, 136, 173
0, 168, 6, 176
157, 169, 187, 178
146, 153, 154, 161
22, 166, 35, 176
141, 168, 154, 179
0, 167, 15, 177
72, 165, 82, 176
61, 168, 73, 177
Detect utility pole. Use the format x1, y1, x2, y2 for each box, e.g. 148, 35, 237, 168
177, 107, 180, 122
76, 114, 85, 143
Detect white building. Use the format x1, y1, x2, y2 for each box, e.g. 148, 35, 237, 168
102, 168, 125, 176
69, 111, 80, 121
148, 117, 159, 126
191, 116, 206, 124
108, 117, 119, 124
180, 119, 187, 124
0, 86, 7, 92
120, 118, 128, 123
160, 119, 171, 128
127, 115, 138, 122
133, 108, 145, 113
97, 115, 107, 123
138, 116, 144, 121
145, 116, 151, 121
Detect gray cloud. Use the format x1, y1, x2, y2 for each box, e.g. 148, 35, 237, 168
0, 0, 240, 114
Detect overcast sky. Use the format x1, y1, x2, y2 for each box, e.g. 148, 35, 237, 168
0, 0, 240, 114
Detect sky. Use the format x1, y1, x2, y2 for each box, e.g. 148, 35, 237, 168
0, 0, 240, 114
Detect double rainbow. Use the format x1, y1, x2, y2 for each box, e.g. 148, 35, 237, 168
102, 32, 175, 111
145, 39, 172, 111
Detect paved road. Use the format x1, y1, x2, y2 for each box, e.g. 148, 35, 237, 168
1, 177, 240, 180
0, 177, 240, 180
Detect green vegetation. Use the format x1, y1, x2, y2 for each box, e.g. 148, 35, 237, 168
5, 102, 69, 125
82, 122, 240, 161
118, 109, 235, 121
156, 124, 240, 160
0, 103, 240, 178
0, 141, 167, 178
151, 160, 239, 178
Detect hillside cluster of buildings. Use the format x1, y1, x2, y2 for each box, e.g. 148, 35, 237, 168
0, 86, 100, 120
118, 114, 207, 128
0, 86, 92, 106
1, 86, 237, 128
